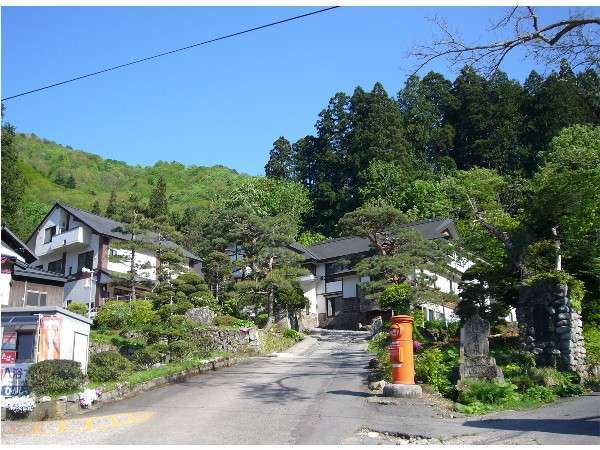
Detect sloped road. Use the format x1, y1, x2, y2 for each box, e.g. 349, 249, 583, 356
2, 331, 599, 445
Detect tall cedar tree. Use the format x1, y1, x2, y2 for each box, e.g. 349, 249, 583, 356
105, 190, 118, 218
265, 137, 294, 179
147, 176, 168, 218
1, 120, 25, 228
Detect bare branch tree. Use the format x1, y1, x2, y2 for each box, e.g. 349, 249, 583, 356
408, 7, 600, 77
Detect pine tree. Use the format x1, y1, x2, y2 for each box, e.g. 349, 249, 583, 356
147, 176, 168, 218
65, 174, 77, 189
105, 190, 118, 218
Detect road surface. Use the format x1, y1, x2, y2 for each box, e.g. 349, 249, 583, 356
2, 331, 599, 444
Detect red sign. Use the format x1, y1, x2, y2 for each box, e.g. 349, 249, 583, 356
1, 351, 17, 364
2, 332, 17, 350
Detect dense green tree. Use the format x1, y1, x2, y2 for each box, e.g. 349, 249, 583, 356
265, 137, 294, 179
338, 205, 454, 306
105, 190, 118, 218
147, 176, 168, 218
202, 251, 234, 303
91, 200, 101, 215
1, 119, 25, 228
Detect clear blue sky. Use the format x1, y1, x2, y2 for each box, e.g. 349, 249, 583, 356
1, 6, 586, 175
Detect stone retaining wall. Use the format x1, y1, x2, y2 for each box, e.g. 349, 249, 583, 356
518, 281, 586, 373
192, 327, 261, 354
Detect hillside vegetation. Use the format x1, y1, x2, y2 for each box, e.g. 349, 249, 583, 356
11, 132, 251, 236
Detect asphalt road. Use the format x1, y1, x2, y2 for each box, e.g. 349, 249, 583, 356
2, 331, 600, 445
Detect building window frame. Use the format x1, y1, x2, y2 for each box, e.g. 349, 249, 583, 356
25, 290, 47, 307
43, 226, 57, 244
77, 250, 94, 273
47, 259, 64, 274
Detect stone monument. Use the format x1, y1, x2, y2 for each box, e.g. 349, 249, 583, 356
458, 314, 504, 385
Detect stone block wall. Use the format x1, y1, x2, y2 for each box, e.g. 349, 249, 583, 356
192, 326, 261, 354
517, 281, 586, 373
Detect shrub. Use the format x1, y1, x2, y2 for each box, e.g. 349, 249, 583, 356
553, 377, 585, 397
458, 380, 519, 405
27, 360, 84, 395
415, 346, 458, 397
88, 351, 134, 382
502, 363, 525, 379
511, 374, 536, 392
583, 326, 600, 365
283, 329, 303, 341
214, 314, 239, 327
95, 300, 156, 330
523, 385, 557, 403
233, 319, 256, 329
132, 343, 168, 368
255, 313, 269, 328
529, 367, 583, 397
379, 283, 414, 314
67, 302, 89, 316
168, 340, 195, 361
584, 375, 600, 392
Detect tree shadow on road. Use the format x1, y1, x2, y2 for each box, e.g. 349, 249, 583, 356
463, 415, 600, 438
326, 389, 371, 398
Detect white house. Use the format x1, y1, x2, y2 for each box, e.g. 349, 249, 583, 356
289, 218, 473, 330
26, 202, 202, 311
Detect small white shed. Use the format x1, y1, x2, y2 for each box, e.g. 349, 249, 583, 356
1, 306, 92, 397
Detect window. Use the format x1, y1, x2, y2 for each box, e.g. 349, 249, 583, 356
428, 309, 435, 321
16, 332, 35, 363
43, 226, 56, 244
26, 290, 47, 306
77, 251, 94, 273
326, 262, 347, 276
48, 259, 64, 274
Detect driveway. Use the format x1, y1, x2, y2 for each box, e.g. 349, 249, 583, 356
2, 331, 599, 445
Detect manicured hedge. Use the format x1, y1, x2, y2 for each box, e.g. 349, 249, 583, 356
27, 359, 84, 395
88, 351, 134, 382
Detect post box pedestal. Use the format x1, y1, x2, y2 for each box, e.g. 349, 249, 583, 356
383, 383, 422, 398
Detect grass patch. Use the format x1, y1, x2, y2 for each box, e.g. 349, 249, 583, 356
89, 352, 230, 391
261, 331, 300, 354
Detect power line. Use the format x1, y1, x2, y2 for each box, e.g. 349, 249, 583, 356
2, 6, 340, 102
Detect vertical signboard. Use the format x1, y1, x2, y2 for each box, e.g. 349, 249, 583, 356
38, 315, 62, 361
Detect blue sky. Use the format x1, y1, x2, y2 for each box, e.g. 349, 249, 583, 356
1, 6, 588, 175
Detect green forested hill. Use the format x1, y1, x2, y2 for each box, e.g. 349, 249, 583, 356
12, 132, 251, 237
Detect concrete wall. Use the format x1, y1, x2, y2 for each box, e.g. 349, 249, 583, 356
8, 280, 64, 307
64, 278, 96, 306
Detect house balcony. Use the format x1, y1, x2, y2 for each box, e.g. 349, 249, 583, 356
37, 227, 88, 256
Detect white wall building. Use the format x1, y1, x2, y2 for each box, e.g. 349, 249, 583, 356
290, 218, 475, 330
26, 202, 202, 310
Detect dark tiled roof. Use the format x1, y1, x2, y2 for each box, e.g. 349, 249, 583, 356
13, 259, 67, 283
1, 226, 37, 264
56, 202, 201, 261
298, 218, 458, 262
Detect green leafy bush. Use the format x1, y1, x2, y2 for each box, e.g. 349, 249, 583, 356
132, 343, 168, 368
584, 375, 600, 392
584, 326, 600, 365
214, 314, 239, 327
523, 385, 557, 403
27, 360, 84, 395
529, 367, 583, 397
168, 340, 195, 361
458, 380, 519, 405
502, 363, 525, 379
255, 313, 269, 328
67, 302, 89, 316
415, 346, 458, 396
282, 329, 303, 341
511, 374, 536, 392
88, 351, 134, 382
95, 299, 156, 330
233, 319, 256, 329
379, 283, 414, 314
